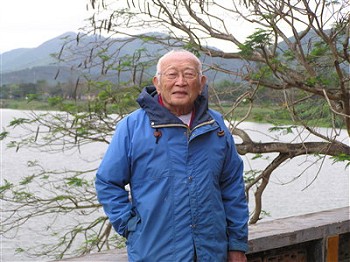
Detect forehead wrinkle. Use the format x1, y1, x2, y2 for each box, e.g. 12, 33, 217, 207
160, 56, 200, 71
163, 66, 197, 72
161, 59, 199, 71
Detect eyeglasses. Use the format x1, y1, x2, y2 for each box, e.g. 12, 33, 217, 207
159, 70, 199, 80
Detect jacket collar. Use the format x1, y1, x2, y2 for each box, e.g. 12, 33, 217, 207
136, 85, 212, 128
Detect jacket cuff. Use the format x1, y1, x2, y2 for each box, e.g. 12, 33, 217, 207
229, 240, 249, 253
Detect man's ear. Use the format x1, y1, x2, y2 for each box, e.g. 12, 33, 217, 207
200, 75, 207, 93
153, 76, 161, 93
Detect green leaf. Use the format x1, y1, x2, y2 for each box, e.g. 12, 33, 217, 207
0, 179, 13, 192
8, 118, 31, 127
269, 125, 297, 134
53, 195, 69, 201
13, 191, 33, 200
252, 153, 263, 160
330, 153, 350, 167
0, 131, 9, 140
15, 247, 25, 253
19, 175, 36, 185
66, 177, 88, 187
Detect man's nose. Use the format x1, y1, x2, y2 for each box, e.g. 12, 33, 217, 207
175, 73, 187, 84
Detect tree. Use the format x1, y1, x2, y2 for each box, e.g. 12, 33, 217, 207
86, 0, 350, 222
1, 0, 349, 259
1, 85, 139, 260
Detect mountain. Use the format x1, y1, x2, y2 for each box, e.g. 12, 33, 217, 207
1, 32, 83, 85
1, 32, 77, 73
0, 32, 245, 86
1, 28, 342, 87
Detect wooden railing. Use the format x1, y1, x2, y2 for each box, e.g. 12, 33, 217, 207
247, 207, 349, 262
58, 207, 350, 262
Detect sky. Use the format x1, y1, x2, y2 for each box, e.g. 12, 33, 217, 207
0, 0, 256, 54
0, 0, 291, 55
1, 1, 338, 55
0, 0, 92, 53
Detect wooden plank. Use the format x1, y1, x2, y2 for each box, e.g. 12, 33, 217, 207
327, 235, 339, 262
248, 207, 350, 253
57, 207, 350, 261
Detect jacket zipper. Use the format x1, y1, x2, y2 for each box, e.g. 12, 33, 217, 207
151, 119, 215, 132
151, 119, 216, 141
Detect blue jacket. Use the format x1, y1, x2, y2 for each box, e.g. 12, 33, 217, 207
95, 86, 248, 261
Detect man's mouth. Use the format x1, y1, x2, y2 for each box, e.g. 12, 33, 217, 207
172, 91, 188, 95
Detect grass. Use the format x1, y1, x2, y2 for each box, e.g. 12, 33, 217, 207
211, 104, 292, 125
1, 99, 59, 111
1, 99, 91, 112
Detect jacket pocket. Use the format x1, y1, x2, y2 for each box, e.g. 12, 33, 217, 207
127, 214, 141, 232
125, 211, 141, 241
125, 214, 142, 252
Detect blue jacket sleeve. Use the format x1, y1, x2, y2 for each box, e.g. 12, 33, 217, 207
95, 118, 132, 237
220, 130, 249, 252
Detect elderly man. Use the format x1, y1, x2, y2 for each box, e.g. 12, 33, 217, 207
95, 50, 249, 261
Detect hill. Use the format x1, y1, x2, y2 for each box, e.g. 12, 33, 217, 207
1, 32, 245, 86
1, 33, 75, 73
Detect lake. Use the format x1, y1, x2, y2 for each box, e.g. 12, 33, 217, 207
1, 109, 349, 261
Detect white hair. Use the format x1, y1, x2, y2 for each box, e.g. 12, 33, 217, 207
155, 49, 203, 77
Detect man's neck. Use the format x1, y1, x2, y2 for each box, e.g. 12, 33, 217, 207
170, 107, 192, 116
158, 95, 193, 116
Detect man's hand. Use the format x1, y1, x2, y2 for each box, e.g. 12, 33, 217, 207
227, 251, 247, 262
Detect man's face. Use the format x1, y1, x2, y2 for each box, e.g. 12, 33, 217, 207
152, 52, 207, 115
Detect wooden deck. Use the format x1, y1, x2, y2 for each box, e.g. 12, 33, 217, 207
56, 207, 349, 261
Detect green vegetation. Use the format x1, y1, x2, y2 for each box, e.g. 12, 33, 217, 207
1, 99, 61, 111
2, 97, 341, 128
1, 75, 344, 129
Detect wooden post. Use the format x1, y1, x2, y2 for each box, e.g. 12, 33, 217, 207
327, 235, 339, 262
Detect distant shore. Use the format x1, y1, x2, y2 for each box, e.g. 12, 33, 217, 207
0, 98, 338, 128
